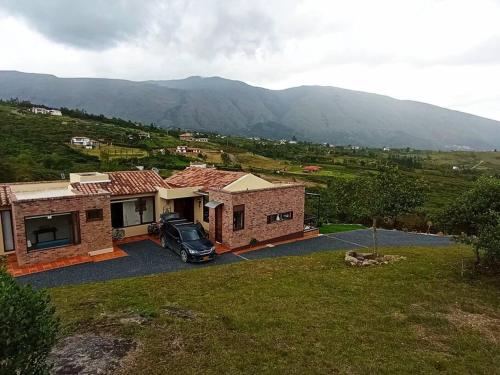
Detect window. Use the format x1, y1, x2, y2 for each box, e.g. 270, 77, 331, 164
267, 214, 278, 224
203, 195, 209, 223
267, 211, 294, 224
111, 197, 155, 228
233, 205, 245, 231
1, 210, 15, 252
25, 212, 80, 251
86, 209, 103, 222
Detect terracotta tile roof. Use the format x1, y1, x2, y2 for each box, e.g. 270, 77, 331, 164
71, 170, 171, 197
166, 167, 246, 191
0, 185, 11, 208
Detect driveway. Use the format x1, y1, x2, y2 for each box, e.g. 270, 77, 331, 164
18, 229, 452, 289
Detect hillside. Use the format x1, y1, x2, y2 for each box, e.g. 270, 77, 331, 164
2, 71, 500, 150
0, 103, 189, 182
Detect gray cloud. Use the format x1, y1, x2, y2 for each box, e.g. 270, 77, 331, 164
0, 0, 156, 50
0, 0, 292, 57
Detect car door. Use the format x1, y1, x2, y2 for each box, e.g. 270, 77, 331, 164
165, 226, 180, 253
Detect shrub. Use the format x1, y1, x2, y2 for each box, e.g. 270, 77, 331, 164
0, 267, 59, 374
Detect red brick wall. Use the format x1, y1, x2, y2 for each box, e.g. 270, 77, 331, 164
208, 185, 305, 249
12, 194, 112, 266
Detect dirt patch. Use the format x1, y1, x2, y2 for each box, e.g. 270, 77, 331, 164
49, 334, 137, 374
412, 324, 450, 351
446, 308, 500, 344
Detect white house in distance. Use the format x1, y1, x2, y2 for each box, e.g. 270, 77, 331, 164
176, 145, 201, 154
71, 137, 99, 149
31, 107, 62, 116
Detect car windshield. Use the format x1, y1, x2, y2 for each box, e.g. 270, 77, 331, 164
180, 228, 205, 241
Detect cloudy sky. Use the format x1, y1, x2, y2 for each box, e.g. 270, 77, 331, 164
1, 0, 500, 120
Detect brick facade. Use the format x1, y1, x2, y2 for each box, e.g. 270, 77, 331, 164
208, 184, 305, 249
12, 194, 112, 266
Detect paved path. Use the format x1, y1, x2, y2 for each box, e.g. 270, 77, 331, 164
18, 229, 452, 289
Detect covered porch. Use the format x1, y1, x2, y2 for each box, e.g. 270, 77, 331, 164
157, 186, 209, 231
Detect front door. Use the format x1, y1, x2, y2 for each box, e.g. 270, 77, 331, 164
174, 198, 194, 222
215, 206, 223, 243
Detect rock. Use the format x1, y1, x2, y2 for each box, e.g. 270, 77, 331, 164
49, 334, 136, 375
345, 254, 359, 266
119, 315, 149, 325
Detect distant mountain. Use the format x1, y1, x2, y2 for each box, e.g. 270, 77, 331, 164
1, 70, 500, 150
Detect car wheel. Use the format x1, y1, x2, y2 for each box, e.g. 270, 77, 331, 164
160, 235, 167, 249
180, 249, 189, 263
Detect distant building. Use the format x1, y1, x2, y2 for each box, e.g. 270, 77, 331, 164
179, 133, 194, 142
176, 145, 201, 154
288, 140, 298, 144
71, 137, 99, 149
303, 166, 321, 173
31, 107, 62, 116
138, 131, 150, 139
190, 161, 207, 168
193, 137, 208, 143
383, 147, 391, 152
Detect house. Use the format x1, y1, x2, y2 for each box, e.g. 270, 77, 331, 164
303, 166, 321, 173
193, 137, 208, 143
31, 107, 62, 116
0, 168, 308, 267
383, 147, 391, 152
176, 146, 201, 154
176, 146, 188, 153
165, 166, 305, 249
138, 131, 150, 139
179, 133, 194, 142
71, 137, 99, 148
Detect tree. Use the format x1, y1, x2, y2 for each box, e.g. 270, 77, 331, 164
438, 177, 500, 267
221, 152, 231, 165
0, 267, 59, 374
348, 168, 427, 254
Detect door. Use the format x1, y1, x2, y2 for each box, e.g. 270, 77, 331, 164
166, 226, 182, 254
215, 206, 223, 243
174, 198, 194, 222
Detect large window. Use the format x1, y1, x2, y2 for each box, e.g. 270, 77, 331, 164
1, 210, 14, 252
233, 205, 245, 231
25, 212, 80, 251
111, 197, 155, 228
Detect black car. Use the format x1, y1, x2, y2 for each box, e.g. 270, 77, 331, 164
160, 218, 216, 263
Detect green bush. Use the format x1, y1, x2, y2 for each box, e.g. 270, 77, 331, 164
0, 267, 59, 374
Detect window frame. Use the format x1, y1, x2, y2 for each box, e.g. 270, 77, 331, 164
86, 208, 103, 222
1, 210, 15, 252
24, 211, 81, 252
110, 196, 156, 228
233, 205, 245, 231
267, 211, 294, 224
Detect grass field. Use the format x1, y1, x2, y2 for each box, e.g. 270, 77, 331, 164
49, 246, 500, 374
320, 223, 366, 234
235, 152, 288, 170
79, 145, 149, 160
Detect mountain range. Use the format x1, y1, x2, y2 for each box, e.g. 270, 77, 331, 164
1, 70, 499, 150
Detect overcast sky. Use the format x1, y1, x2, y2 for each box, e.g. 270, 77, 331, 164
1, 0, 500, 120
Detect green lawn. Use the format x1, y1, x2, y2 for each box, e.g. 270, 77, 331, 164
49, 246, 500, 374
320, 223, 366, 234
